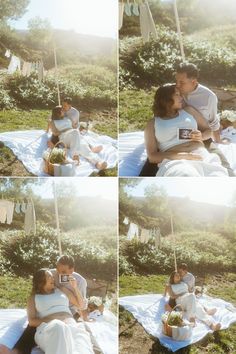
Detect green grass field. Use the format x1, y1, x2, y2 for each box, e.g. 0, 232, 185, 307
119, 274, 236, 353
0, 109, 117, 176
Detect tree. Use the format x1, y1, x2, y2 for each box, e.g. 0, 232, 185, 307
27, 16, 52, 51
0, 0, 29, 21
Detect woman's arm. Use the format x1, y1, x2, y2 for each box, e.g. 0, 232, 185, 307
60, 285, 85, 310
184, 106, 212, 141
145, 119, 202, 163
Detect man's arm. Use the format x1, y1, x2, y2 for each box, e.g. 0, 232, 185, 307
208, 94, 221, 143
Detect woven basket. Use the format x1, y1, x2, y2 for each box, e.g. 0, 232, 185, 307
44, 141, 67, 176
162, 305, 184, 337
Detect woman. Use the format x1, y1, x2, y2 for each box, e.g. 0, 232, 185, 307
145, 84, 228, 176
47, 106, 107, 170
27, 268, 94, 354
165, 271, 221, 331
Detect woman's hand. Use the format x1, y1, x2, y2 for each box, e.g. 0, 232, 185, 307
176, 152, 203, 161
189, 130, 203, 142
69, 276, 77, 289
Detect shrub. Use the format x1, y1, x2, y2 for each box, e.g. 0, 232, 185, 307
120, 25, 236, 89
0, 224, 117, 281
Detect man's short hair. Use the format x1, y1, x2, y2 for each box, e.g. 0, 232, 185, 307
62, 97, 72, 105
178, 263, 188, 271
57, 255, 75, 268
176, 63, 199, 79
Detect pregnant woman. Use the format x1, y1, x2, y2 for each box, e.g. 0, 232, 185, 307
145, 84, 228, 176
27, 268, 94, 354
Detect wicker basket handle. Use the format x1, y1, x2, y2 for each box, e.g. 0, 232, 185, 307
48, 141, 67, 164
167, 304, 184, 325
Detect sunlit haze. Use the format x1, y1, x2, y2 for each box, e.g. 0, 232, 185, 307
128, 178, 235, 206
10, 0, 117, 39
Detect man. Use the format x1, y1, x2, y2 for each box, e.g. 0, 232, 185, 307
62, 97, 80, 129
11, 255, 87, 354
176, 62, 233, 175
178, 263, 195, 293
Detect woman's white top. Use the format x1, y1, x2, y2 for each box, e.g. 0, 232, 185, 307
54, 118, 73, 132
35, 289, 72, 318
171, 282, 188, 295
154, 109, 197, 152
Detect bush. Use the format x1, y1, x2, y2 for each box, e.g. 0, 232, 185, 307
120, 25, 236, 89
0, 224, 117, 281
119, 231, 235, 276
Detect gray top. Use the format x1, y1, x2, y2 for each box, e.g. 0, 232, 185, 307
183, 84, 219, 131
182, 272, 195, 292
64, 107, 80, 127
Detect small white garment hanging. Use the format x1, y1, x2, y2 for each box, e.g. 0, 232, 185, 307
0, 200, 14, 224
22, 61, 32, 77
119, 2, 125, 30
127, 222, 139, 240
140, 228, 150, 243
38, 61, 44, 82
15, 201, 21, 214
21, 201, 26, 213
8, 55, 21, 74
139, 0, 158, 42
123, 216, 129, 225
24, 200, 36, 235
124, 0, 132, 16
5, 49, 11, 58
132, 1, 140, 16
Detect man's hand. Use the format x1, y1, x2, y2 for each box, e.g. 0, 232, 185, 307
69, 276, 77, 289
212, 130, 221, 143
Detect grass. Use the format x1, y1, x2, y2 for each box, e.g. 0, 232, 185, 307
0, 108, 117, 176
119, 274, 236, 353
119, 89, 154, 133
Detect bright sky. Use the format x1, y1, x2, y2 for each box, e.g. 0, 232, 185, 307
128, 177, 235, 206
10, 0, 117, 39
32, 177, 118, 201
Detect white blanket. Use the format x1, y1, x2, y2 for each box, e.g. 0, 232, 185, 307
0, 130, 118, 177
119, 294, 236, 352
0, 309, 118, 354
119, 130, 236, 176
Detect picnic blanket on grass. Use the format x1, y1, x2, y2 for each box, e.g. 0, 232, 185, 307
0, 309, 118, 354
119, 130, 236, 176
119, 294, 236, 352
0, 130, 117, 177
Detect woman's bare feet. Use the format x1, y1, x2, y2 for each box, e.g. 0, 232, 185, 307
72, 155, 80, 164
91, 145, 103, 153
210, 323, 221, 331
206, 308, 217, 316
96, 161, 107, 170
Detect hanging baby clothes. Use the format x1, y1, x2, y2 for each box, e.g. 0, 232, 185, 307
139, 0, 158, 42
131, 2, 140, 16
124, 1, 132, 16
119, 2, 125, 30
24, 200, 36, 235
38, 61, 44, 82
5, 49, 11, 58
21, 201, 27, 213
8, 55, 21, 74
140, 228, 150, 243
0, 200, 15, 224
15, 201, 21, 214
153, 227, 161, 248
123, 217, 129, 225
127, 222, 139, 240
22, 61, 32, 77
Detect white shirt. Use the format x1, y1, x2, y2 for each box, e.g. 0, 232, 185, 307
64, 107, 80, 127
35, 289, 71, 318
184, 84, 220, 132
182, 272, 195, 292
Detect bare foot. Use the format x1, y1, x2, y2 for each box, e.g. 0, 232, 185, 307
207, 308, 217, 316
210, 323, 221, 331
96, 161, 107, 170
47, 140, 54, 149
91, 145, 103, 153
189, 317, 196, 326
73, 155, 80, 164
